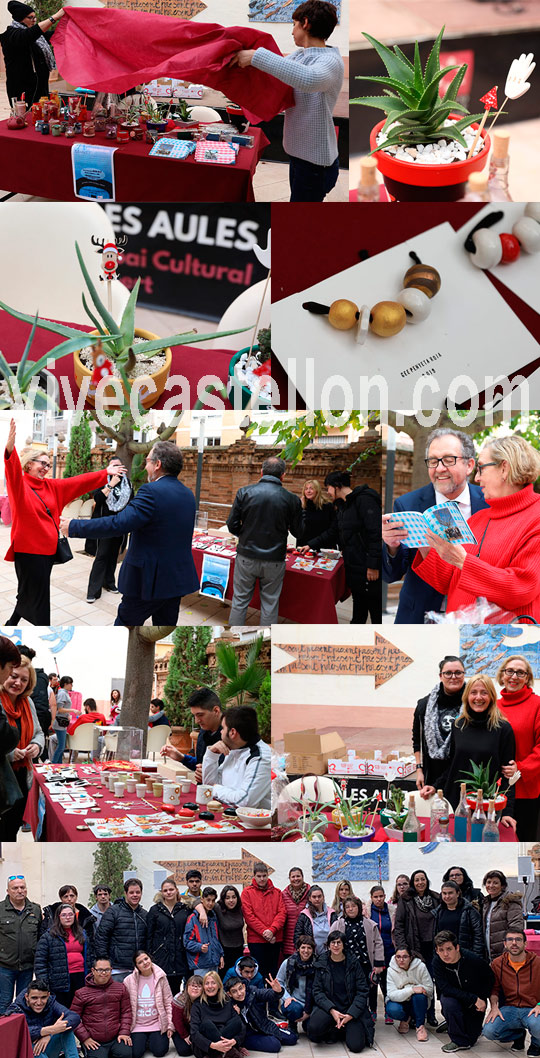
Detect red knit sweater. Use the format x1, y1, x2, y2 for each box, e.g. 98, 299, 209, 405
412, 485, 540, 621
4, 447, 107, 560
498, 686, 540, 800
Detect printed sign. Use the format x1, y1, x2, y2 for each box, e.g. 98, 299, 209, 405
72, 143, 117, 201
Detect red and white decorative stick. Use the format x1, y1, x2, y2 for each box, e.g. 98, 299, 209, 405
467, 85, 498, 160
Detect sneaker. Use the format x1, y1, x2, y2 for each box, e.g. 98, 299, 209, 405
398, 1021, 410, 1034
436, 1022, 449, 1034
513, 1036, 526, 1052
371, 1011, 377, 1023
428, 1016, 439, 1028
105, 585, 120, 593
86, 597, 98, 604
416, 1026, 428, 1042
385, 1016, 394, 1025
527, 1045, 540, 1057
441, 1044, 471, 1053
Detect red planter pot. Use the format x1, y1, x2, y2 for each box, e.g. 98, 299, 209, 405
369, 118, 491, 202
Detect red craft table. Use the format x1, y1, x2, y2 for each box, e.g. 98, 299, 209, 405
302, 812, 518, 843
192, 543, 350, 623
24, 763, 271, 842
0, 1014, 34, 1058
0, 121, 269, 202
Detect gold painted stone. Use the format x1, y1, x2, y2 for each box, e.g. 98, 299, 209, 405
369, 301, 407, 337
403, 263, 441, 298
328, 299, 359, 331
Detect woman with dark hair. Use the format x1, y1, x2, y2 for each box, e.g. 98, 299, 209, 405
148, 699, 170, 728
294, 885, 337, 954
276, 934, 316, 1031
432, 881, 484, 956
34, 903, 92, 1006
215, 886, 245, 973
391, 876, 410, 906
282, 868, 309, 957
393, 871, 440, 1027
366, 886, 395, 1024
123, 950, 174, 1058
441, 867, 482, 907
296, 480, 334, 545
412, 656, 466, 792
0, 654, 44, 841
385, 945, 433, 1042
306, 931, 374, 1051
147, 878, 189, 995
335, 896, 385, 1020
172, 975, 204, 1056
189, 970, 245, 1058
0, 1, 65, 108
0, 635, 22, 821
497, 654, 540, 840
110, 688, 122, 724
481, 871, 524, 959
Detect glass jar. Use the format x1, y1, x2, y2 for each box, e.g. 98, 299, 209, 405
117, 124, 130, 143
65, 124, 75, 137
83, 121, 96, 137
14, 101, 26, 119
105, 121, 118, 139
40, 122, 50, 135
50, 121, 62, 137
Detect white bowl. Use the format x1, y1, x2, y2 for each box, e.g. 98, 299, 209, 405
235, 807, 272, 829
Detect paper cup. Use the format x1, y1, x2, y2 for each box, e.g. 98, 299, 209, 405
126, 779, 137, 793
114, 782, 125, 798
100, 771, 109, 786
180, 780, 192, 794
152, 782, 163, 797
196, 785, 213, 806
136, 783, 147, 799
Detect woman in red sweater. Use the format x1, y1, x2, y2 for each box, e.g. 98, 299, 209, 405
4, 417, 125, 625
497, 655, 540, 840
412, 436, 540, 622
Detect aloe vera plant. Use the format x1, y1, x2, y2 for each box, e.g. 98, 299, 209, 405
458, 758, 504, 799
351, 26, 485, 151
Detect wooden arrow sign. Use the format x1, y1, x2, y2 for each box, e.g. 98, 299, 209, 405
156, 848, 274, 886
274, 633, 413, 688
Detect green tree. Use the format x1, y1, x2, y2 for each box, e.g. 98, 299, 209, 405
89, 841, 135, 905
215, 636, 267, 707
163, 627, 215, 729
247, 411, 380, 468
257, 670, 271, 743
63, 413, 94, 498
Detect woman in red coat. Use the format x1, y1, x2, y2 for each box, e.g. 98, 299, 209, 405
282, 866, 310, 956
497, 655, 540, 840
4, 417, 125, 625
412, 436, 540, 623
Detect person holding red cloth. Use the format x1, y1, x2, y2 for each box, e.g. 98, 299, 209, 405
3, 418, 126, 626
412, 436, 540, 623
497, 655, 540, 840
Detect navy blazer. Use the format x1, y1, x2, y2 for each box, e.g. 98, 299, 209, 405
69, 475, 200, 601
382, 482, 487, 624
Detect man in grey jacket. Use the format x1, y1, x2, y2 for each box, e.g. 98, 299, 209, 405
0, 875, 43, 1013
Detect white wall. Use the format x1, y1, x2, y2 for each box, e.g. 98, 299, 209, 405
192, 0, 349, 55
0, 625, 128, 703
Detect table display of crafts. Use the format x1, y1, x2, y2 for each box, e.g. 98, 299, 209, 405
352, 27, 535, 201
276, 776, 380, 844
34, 763, 271, 838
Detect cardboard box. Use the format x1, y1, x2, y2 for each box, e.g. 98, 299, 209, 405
283, 728, 347, 775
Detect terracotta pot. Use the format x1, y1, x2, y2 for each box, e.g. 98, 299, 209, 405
169, 726, 193, 753
369, 117, 491, 202
73, 327, 172, 410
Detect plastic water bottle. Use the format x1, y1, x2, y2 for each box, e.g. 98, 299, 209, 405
454, 783, 470, 842
471, 789, 486, 842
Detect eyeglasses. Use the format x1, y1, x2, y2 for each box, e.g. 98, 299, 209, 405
424, 456, 467, 469
476, 461, 498, 475
502, 668, 527, 678
8, 875, 24, 881
32, 460, 51, 468
441, 670, 464, 678
93, 968, 112, 974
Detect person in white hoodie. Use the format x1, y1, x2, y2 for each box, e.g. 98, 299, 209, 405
385, 945, 433, 1043
202, 706, 270, 810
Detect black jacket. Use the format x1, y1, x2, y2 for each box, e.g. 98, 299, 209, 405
433, 948, 495, 1007
312, 952, 374, 1043
308, 485, 381, 587
227, 475, 302, 562
0, 708, 23, 815
94, 898, 147, 969
432, 899, 484, 957
147, 899, 190, 976
394, 891, 440, 952
411, 685, 463, 789
239, 983, 285, 1037
0, 24, 52, 107
439, 716, 516, 814
0, 897, 43, 971
183, 723, 223, 773
34, 927, 92, 992
296, 500, 334, 547
43, 901, 95, 941
190, 997, 246, 1058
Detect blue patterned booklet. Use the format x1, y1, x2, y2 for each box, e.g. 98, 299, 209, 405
387, 502, 478, 547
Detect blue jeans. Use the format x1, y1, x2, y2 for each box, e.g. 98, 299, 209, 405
52, 728, 67, 763
289, 154, 340, 202
0, 966, 32, 1014
386, 994, 428, 1027
40, 1030, 79, 1058
280, 998, 305, 1023
483, 1007, 540, 1044
245, 1028, 297, 1051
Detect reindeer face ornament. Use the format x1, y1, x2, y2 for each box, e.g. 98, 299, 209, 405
92, 234, 128, 281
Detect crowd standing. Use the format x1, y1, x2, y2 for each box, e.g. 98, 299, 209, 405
0, 862, 535, 1056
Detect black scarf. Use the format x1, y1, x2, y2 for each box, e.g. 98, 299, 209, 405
344, 917, 370, 975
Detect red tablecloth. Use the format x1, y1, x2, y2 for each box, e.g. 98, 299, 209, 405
0, 1014, 33, 1058
313, 812, 517, 843
0, 311, 235, 411
0, 121, 268, 202
192, 543, 349, 623
24, 764, 271, 842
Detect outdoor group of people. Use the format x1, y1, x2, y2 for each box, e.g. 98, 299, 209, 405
383, 426, 540, 624
1, 863, 535, 1057
412, 652, 540, 839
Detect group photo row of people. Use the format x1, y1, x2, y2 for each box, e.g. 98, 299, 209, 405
0, 853, 535, 1057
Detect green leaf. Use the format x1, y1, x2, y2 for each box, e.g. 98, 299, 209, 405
21, 332, 117, 385
81, 293, 108, 340
441, 64, 467, 105
417, 66, 460, 111
354, 74, 418, 108
413, 39, 423, 92
136, 325, 252, 356
423, 25, 445, 85
0, 348, 16, 383
118, 278, 141, 352
75, 242, 120, 339
393, 43, 415, 72
350, 95, 410, 115
362, 30, 416, 84
17, 308, 40, 383
0, 299, 90, 341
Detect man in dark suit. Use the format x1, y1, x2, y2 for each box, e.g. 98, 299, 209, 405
60, 441, 199, 626
383, 428, 487, 624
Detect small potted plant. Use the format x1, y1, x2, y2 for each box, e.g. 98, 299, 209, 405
228, 326, 273, 409
281, 793, 336, 842
351, 26, 491, 201
380, 784, 409, 838
144, 100, 169, 136
174, 99, 197, 128
459, 760, 508, 813
333, 785, 379, 844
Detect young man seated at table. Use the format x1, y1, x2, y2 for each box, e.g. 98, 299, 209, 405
202, 705, 271, 810
483, 930, 540, 1057
7, 977, 80, 1058
433, 930, 494, 1053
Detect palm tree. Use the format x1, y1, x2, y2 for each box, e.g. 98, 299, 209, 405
215, 635, 267, 707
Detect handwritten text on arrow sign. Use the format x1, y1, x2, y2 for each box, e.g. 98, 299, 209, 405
274, 634, 413, 688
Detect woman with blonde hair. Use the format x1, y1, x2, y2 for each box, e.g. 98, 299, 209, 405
189, 971, 245, 1058
497, 655, 540, 839
412, 435, 540, 622
0, 654, 44, 840
331, 879, 354, 914
3, 417, 126, 625
421, 675, 517, 830
297, 479, 334, 546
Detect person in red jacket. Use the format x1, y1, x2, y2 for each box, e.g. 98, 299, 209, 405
71, 955, 132, 1057
241, 863, 287, 979
497, 655, 540, 840
412, 436, 540, 623
282, 867, 310, 957
3, 417, 126, 625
